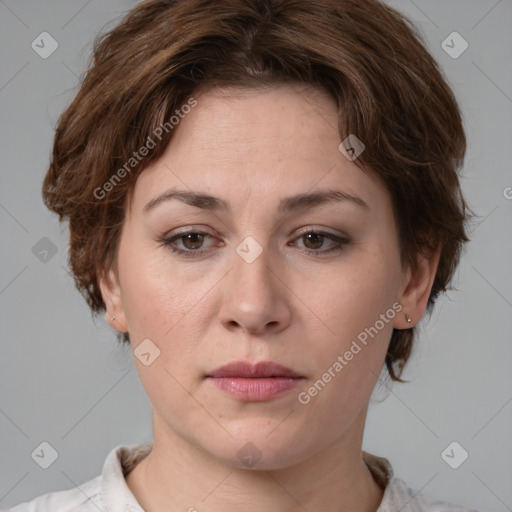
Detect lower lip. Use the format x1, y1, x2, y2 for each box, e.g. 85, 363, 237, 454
207, 377, 302, 401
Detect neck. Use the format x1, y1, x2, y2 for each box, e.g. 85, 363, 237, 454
126, 410, 384, 512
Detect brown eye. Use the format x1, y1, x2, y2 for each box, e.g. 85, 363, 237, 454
181, 233, 206, 250
302, 232, 325, 250
293, 230, 349, 256
159, 230, 216, 257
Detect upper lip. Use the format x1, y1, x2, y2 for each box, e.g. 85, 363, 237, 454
207, 361, 302, 378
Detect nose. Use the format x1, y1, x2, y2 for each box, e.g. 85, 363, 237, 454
218, 240, 292, 336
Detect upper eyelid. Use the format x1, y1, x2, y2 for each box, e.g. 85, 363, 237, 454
168, 230, 343, 239
166, 225, 346, 237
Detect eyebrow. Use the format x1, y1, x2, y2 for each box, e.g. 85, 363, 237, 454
143, 188, 369, 214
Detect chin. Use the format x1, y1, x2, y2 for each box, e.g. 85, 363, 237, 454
204, 425, 312, 471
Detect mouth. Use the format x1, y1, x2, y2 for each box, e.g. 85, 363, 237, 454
206, 361, 304, 402
207, 360, 302, 379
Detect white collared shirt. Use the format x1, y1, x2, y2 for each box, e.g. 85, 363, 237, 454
7, 442, 479, 512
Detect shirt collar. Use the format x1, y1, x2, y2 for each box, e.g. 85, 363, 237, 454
101, 442, 152, 512
362, 449, 394, 489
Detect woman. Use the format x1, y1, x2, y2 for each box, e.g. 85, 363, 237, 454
10, 0, 479, 510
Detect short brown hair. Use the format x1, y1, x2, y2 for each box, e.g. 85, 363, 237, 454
42, 0, 474, 382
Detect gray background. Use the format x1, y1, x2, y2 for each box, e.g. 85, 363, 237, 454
1, 1, 511, 510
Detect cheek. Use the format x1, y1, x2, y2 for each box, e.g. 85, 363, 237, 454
312, 251, 399, 339
117, 243, 187, 341
118, 244, 220, 370
298, 248, 399, 400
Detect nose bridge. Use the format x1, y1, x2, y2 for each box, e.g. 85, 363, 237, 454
219, 233, 290, 334
232, 234, 277, 308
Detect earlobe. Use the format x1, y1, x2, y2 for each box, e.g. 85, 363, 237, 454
98, 268, 128, 333
394, 245, 441, 330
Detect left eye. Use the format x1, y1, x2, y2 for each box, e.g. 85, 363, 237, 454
158, 229, 349, 257
293, 231, 345, 252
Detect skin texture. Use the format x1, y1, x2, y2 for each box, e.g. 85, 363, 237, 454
99, 84, 440, 512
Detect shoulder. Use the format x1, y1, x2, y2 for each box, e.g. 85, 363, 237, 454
5, 475, 103, 512
5, 442, 152, 512
362, 450, 480, 512
381, 476, 481, 512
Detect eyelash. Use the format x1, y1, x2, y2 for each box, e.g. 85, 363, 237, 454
157, 229, 350, 258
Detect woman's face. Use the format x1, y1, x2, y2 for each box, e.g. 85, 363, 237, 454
101, 84, 423, 469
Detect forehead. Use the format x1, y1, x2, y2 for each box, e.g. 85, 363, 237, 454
128, 84, 388, 216
174, 84, 339, 152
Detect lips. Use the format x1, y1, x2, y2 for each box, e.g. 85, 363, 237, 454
207, 361, 301, 379
206, 361, 304, 402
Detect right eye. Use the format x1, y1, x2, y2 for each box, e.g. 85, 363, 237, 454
158, 230, 219, 257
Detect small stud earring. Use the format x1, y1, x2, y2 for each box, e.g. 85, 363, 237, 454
406, 313, 412, 324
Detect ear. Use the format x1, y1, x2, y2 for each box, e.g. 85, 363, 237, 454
394, 244, 442, 330
98, 267, 128, 333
